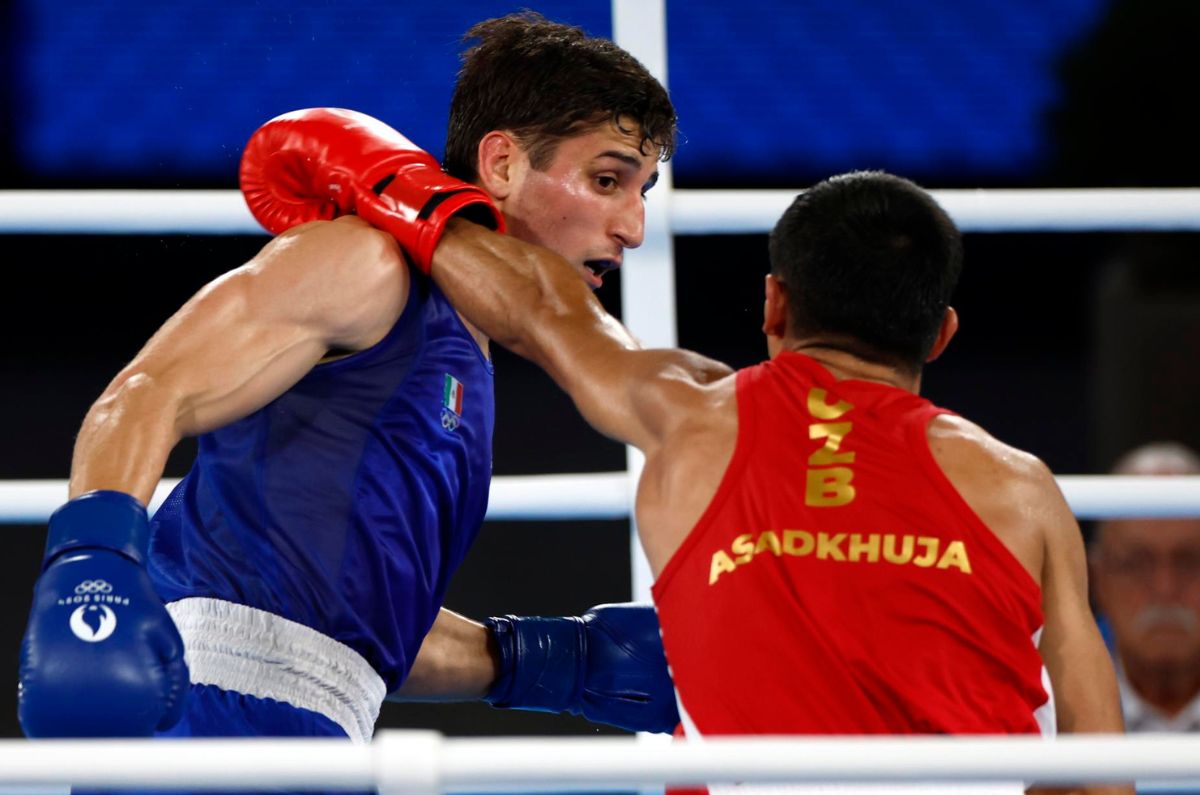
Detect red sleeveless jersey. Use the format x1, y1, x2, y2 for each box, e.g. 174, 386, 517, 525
652, 352, 1052, 738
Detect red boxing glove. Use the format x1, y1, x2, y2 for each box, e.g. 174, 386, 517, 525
239, 108, 504, 273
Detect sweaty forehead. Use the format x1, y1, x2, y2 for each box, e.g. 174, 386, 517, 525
578, 118, 659, 161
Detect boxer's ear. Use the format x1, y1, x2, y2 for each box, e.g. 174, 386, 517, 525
925, 306, 959, 362
762, 274, 789, 339
476, 131, 521, 201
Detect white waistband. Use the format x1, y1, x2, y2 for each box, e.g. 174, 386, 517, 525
166, 597, 387, 744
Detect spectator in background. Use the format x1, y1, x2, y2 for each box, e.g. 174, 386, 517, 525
1090, 442, 1200, 731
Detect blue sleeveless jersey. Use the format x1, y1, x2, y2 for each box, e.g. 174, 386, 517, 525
147, 275, 494, 692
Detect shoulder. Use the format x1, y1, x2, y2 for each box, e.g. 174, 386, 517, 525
928, 414, 1071, 581
271, 216, 407, 287
257, 216, 412, 350
643, 355, 739, 485
636, 360, 740, 571
927, 414, 1053, 492
629, 349, 737, 439
641, 349, 735, 392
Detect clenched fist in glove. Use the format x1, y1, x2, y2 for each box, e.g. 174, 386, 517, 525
19, 491, 188, 737
485, 602, 680, 733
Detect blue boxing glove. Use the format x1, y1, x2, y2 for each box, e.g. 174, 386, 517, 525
484, 602, 679, 733
19, 490, 189, 737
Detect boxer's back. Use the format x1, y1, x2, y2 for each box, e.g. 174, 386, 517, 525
652, 350, 1052, 737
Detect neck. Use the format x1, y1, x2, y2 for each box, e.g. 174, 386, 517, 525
1123, 655, 1200, 717
782, 340, 920, 393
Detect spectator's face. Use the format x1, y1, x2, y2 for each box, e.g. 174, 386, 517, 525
1092, 518, 1200, 669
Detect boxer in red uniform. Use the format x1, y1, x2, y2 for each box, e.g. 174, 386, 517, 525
424, 174, 1133, 794
241, 110, 1129, 791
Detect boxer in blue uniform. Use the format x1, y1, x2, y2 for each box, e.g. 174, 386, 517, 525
147, 270, 495, 744
19, 12, 679, 759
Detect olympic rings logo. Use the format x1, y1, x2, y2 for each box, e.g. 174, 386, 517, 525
74, 579, 114, 595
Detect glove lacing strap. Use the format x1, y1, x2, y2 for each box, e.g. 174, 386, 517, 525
166, 597, 386, 743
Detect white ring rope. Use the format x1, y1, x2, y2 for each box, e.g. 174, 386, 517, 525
672, 188, 1200, 234
0, 475, 1197, 524
3, 188, 1200, 235
4, 188, 1198, 526
0, 474, 632, 524
0, 732, 1199, 791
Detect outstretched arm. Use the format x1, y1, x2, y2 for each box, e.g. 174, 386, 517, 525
430, 219, 731, 453
235, 108, 729, 454
71, 218, 408, 504
394, 604, 680, 734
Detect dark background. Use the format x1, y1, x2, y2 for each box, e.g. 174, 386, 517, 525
1, 0, 1199, 740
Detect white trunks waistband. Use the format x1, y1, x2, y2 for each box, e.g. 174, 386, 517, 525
166, 597, 387, 744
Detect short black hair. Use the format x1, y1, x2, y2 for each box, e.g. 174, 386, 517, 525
444, 12, 677, 182
768, 171, 963, 371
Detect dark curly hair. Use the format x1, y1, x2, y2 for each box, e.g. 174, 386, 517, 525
444, 12, 677, 182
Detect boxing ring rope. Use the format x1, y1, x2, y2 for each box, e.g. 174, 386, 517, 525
4, 187, 1197, 527
5, 196, 1194, 795
4, 188, 1200, 234
0, 475, 1198, 524
2, 732, 1200, 791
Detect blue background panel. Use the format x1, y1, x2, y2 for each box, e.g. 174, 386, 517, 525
15, 2, 609, 182
14, 0, 1107, 186
666, 0, 1104, 183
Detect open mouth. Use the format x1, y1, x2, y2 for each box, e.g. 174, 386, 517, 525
582, 259, 619, 288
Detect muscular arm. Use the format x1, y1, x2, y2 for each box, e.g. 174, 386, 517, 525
931, 419, 1130, 795
1029, 465, 1131, 795
430, 219, 731, 452
71, 217, 409, 504
1035, 467, 1125, 736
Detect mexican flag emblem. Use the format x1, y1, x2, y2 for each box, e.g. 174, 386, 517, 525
443, 374, 464, 417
